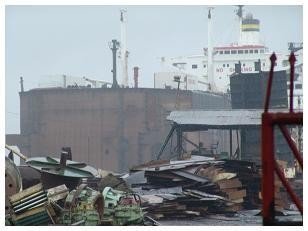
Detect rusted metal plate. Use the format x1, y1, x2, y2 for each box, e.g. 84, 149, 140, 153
5, 157, 22, 214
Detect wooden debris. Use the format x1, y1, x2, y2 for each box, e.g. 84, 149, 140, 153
130, 157, 263, 219
217, 178, 242, 189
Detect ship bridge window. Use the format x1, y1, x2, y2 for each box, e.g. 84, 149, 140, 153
224, 50, 230, 54
219, 51, 223, 54
238, 50, 243, 54
227, 64, 229, 67
260, 49, 264, 53
245, 50, 249, 54
231, 50, 237, 54
254, 50, 258, 54
295, 84, 302, 89
203, 64, 207, 68
192, 64, 198, 69
223, 64, 225, 67
249, 50, 253, 54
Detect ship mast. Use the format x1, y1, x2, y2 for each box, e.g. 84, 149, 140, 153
120, 9, 129, 87
236, 5, 244, 44
207, 7, 215, 92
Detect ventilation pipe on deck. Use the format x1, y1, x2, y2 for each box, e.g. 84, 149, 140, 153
133, 66, 139, 88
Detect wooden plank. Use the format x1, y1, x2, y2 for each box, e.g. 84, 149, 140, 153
197, 166, 216, 178
231, 198, 244, 203
217, 178, 242, 189
209, 168, 224, 180
221, 188, 239, 194
226, 189, 246, 200
212, 172, 236, 182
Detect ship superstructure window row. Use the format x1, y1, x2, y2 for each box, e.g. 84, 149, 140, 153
219, 49, 264, 55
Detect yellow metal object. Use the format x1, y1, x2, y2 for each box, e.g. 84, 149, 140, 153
241, 24, 260, 30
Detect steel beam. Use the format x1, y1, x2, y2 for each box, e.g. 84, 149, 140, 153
261, 113, 275, 225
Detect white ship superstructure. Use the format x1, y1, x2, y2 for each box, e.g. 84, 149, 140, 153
154, 7, 303, 102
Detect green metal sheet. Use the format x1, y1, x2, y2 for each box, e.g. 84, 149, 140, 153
26, 157, 98, 178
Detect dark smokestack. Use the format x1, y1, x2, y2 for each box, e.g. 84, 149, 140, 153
109, 39, 120, 88
133, 66, 139, 88
20, 77, 24, 92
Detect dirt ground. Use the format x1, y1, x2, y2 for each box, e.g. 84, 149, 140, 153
158, 210, 302, 226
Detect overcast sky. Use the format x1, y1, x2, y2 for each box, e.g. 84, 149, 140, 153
5, 5, 303, 134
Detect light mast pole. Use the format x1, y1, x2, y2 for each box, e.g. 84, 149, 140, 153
120, 9, 129, 87
207, 7, 215, 92
236, 5, 244, 45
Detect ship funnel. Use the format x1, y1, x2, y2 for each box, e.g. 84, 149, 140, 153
239, 13, 262, 45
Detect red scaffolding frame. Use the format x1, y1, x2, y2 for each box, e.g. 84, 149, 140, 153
262, 52, 303, 225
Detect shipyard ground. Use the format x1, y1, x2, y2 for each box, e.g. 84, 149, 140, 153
159, 210, 302, 226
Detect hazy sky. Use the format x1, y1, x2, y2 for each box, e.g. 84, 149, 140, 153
5, 5, 303, 134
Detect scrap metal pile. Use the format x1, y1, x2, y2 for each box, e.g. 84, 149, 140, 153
5, 144, 301, 225
6, 182, 146, 226
128, 155, 262, 219
5, 146, 149, 226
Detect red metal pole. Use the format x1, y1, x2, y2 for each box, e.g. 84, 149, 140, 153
264, 53, 277, 112
288, 52, 296, 113
262, 113, 275, 224
275, 162, 303, 214
278, 124, 303, 168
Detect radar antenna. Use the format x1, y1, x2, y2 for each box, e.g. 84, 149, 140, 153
235, 5, 244, 18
